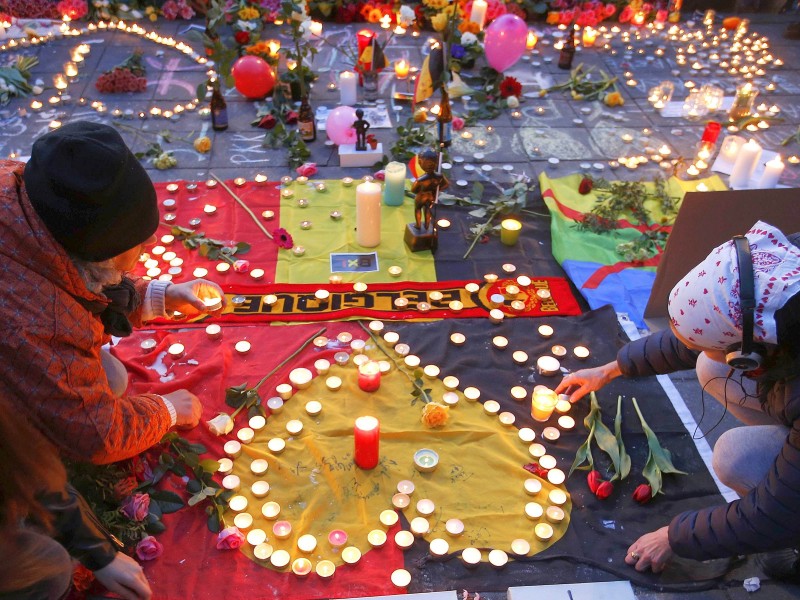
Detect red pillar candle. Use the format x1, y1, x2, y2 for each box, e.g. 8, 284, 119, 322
354, 416, 380, 469
358, 361, 381, 392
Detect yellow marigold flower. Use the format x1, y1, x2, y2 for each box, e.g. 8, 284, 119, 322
421, 402, 450, 428
604, 91, 624, 107
431, 11, 449, 31
367, 7, 383, 23
149, 13, 158, 21
546, 11, 560, 24
571, 90, 584, 100
238, 6, 260, 20
193, 136, 212, 154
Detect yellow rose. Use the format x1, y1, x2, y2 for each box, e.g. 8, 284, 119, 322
194, 136, 212, 153
238, 6, 260, 20
431, 12, 449, 31
421, 402, 450, 428
604, 91, 624, 107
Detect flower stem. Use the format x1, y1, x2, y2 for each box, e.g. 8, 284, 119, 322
252, 325, 327, 392
357, 322, 428, 397
211, 173, 274, 241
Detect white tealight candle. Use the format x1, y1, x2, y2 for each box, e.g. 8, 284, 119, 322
558, 415, 576, 430
223, 440, 242, 458
519, 427, 535, 442
483, 400, 501, 415
542, 427, 560, 442
276, 383, 293, 400
442, 392, 459, 406
233, 512, 253, 531
228, 495, 248, 512
461, 547, 482, 567
247, 528, 267, 546
267, 438, 286, 454
547, 468, 566, 485
368, 529, 388, 548
450, 332, 466, 346
261, 501, 281, 519
463, 387, 480, 401
397, 480, 415, 494
167, 343, 185, 359
286, 419, 303, 435
237, 427, 255, 444
326, 376, 342, 391
513, 350, 529, 364
297, 534, 317, 553
429, 538, 449, 558
251, 481, 270, 498
222, 474, 241, 491
493, 336, 509, 349
217, 458, 233, 474
305, 401, 322, 416
511, 538, 531, 555
391, 569, 412, 588
573, 346, 590, 360
499, 411, 515, 426
489, 549, 508, 568
250, 459, 268, 475
442, 375, 460, 390
524, 478, 542, 495
549, 488, 568, 505
537, 356, 561, 376
410, 517, 430, 536
511, 386, 528, 401
539, 454, 557, 470
395, 530, 415, 549
288, 368, 312, 389
235, 340, 251, 355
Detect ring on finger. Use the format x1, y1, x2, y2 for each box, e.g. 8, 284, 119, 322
630, 552, 639, 560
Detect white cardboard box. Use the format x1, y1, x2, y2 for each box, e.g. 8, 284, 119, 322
507, 580, 635, 600
339, 143, 384, 167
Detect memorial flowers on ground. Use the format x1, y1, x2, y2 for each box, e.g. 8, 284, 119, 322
539, 63, 622, 106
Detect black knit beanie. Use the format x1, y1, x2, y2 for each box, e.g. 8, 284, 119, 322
23, 121, 158, 262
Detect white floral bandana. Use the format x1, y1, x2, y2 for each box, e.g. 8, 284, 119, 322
668, 221, 800, 350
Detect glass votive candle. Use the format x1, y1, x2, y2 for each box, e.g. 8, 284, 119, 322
532, 387, 558, 422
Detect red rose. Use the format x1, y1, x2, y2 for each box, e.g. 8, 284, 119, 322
257, 114, 277, 129
233, 259, 250, 273
587, 469, 603, 494
632, 483, 653, 504
578, 177, 593, 195
72, 564, 95, 592
121, 492, 151, 521
285, 111, 299, 124
216, 526, 246, 550
595, 480, 614, 500
234, 30, 251, 45
136, 536, 164, 561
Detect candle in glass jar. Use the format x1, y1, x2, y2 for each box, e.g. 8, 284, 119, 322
357, 361, 381, 392
354, 416, 380, 469
532, 387, 559, 421
339, 70, 357, 106
394, 59, 410, 79
383, 161, 407, 206
500, 219, 522, 246
356, 181, 382, 247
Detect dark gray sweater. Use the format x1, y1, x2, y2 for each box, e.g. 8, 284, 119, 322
617, 328, 800, 560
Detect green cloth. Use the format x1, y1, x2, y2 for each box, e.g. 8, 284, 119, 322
275, 180, 437, 284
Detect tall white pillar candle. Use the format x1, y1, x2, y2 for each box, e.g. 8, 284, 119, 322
339, 71, 357, 106
470, 0, 488, 30
729, 139, 762, 189
758, 155, 784, 189
356, 181, 382, 247
383, 161, 406, 206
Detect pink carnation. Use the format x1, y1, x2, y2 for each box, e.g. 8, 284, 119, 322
136, 536, 163, 561
217, 526, 246, 550
121, 493, 150, 521
161, 0, 179, 19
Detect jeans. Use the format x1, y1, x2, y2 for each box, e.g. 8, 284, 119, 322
696, 353, 789, 496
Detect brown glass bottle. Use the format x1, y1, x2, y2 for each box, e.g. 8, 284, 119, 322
210, 83, 228, 131
437, 88, 453, 149
558, 26, 576, 70
298, 96, 316, 142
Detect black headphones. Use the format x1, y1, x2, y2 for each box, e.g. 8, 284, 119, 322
725, 235, 766, 371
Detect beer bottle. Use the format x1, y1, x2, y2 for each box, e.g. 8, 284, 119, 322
210, 82, 228, 132
437, 87, 453, 149
558, 26, 576, 71
298, 95, 316, 142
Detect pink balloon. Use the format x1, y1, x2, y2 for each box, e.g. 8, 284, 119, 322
483, 14, 528, 73
325, 106, 358, 146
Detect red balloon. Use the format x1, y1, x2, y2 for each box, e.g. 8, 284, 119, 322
231, 56, 275, 99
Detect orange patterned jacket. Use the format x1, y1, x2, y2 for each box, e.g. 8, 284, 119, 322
0, 160, 171, 464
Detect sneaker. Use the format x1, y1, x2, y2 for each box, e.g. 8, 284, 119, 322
785, 23, 800, 40
756, 548, 800, 583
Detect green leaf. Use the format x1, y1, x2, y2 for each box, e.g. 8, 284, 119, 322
207, 508, 221, 533
196, 82, 208, 103
470, 181, 485, 203
614, 396, 631, 481
148, 500, 163, 519
144, 513, 167, 534
151, 491, 184, 514
235, 242, 251, 255
187, 479, 202, 494
200, 459, 222, 474
568, 421, 595, 477
590, 393, 623, 480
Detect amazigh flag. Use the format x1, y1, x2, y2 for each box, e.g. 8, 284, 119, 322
359, 36, 388, 72
413, 43, 445, 105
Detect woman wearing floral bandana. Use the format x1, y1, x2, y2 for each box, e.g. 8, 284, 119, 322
556, 220, 800, 581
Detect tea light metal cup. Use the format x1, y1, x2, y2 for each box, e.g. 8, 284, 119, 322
414, 448, 439, 472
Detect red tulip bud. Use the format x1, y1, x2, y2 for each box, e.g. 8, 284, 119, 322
587, 470, 603, 494
257, 114, 277, 130
578, 177, 593, 195
632, 483, 653, 504
595, 480, 614, 500
285, 111, 299, 124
